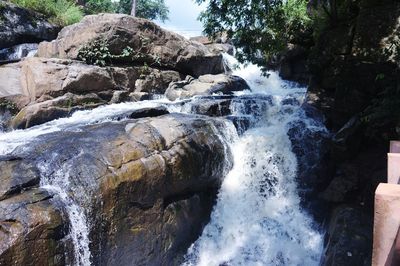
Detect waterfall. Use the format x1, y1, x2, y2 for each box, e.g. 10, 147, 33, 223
183, 55, 326, 265
38, 159, 93, 265
0, 53, 327, 265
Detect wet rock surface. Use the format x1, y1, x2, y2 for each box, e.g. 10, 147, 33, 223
321, 206, 372, 266
0, 58, 179, 129
0, 188, 68, 266
0, 114, 232, 265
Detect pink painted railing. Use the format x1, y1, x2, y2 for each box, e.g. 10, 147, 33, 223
372, 141, 400, 266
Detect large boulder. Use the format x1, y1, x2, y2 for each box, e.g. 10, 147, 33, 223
0, 113, 233, 265
19, 57, 140, 102
0, 57, 183, 129
11, 93, 105, 129
37, 14, 224, 77
0, 188, 68, 266
165, 74, 250, 101
0, 2, 60, 49
134, 68, 182, 94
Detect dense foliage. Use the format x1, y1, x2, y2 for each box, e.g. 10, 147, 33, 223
9, 0, 169, 26
117, 0, 168, 22
84, 0, 116, 14
195, 0, 311, 65
10, 0, 83, 25
362, 80, 400, 138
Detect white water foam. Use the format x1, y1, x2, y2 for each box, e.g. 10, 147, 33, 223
0, 99, 177, 155
183, 55, 324, 266
38, 155, 93, 266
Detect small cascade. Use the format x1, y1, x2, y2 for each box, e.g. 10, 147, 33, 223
38, 160, 93, 265
0, 43, 38, 62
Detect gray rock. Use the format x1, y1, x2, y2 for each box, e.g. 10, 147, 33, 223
38, 14, 224, 77
321, 206, 372, 266
166, 74, 250, 101
11, 93, 105, 129
0, 114, 233, 265
0, 2, 60, 49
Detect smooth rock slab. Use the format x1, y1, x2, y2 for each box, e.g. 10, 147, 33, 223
166, 74, 250, 101
0, 113, 233, 265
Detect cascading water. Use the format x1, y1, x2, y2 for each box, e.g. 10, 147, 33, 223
38, 158, 93, 265
183, 55, 326, 265
0, 52, 327, 265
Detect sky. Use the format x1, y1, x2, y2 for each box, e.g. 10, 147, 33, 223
157, 0, 207, 38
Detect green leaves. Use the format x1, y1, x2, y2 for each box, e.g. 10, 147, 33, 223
118, 0, 169, 22
85, 0, 117, 14
77, 37, 163, 67
196, 0, 311, 66
10, 0, 83, 26
78, 39, 112, 66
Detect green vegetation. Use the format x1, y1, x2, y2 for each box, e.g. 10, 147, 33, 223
195, 0, 311, 65
84, 0, 116, 14
0, 99, 19, 114
77, 37, 161, 67
10, 0, 83, 26
117, 0, 169, 22
9, 0, 169, 26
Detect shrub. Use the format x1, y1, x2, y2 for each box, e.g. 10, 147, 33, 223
10, 0, 83, 26
77, 38, 161, 67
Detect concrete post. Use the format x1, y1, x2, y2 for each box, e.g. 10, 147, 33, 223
372, 183, 400, 266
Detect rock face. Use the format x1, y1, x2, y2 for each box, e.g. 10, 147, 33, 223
0, 188, 68, 266
297, 1, 400, 264
37, 14, 224, 77
0, 114, 232, 265
0, 57, 183, 129
0, 2, 60, 49
321, 206, 372, 266
166, 74, 250, 101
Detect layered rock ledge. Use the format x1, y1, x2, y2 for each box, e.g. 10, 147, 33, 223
0, 113, 233, 265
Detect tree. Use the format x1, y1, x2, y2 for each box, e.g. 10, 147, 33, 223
131, 0, 136, 16
195, 0, 311, 66
118, 0, 169, 22
84, 0, 116, 14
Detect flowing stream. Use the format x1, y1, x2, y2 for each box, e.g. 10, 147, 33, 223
0, 54, 326, 265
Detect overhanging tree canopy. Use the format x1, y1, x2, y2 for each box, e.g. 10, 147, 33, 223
195, 0, 311, 66
118, 0, 169, 22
